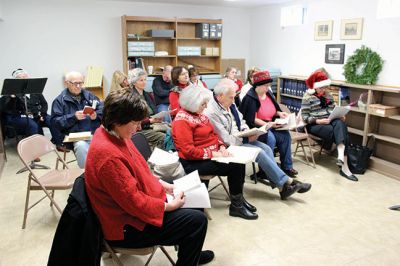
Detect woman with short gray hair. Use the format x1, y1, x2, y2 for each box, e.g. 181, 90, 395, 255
128, 68, 166, 150
172, 85, 258, 220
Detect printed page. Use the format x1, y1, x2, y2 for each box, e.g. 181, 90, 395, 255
150, 109, 175, 119
180, 183, 211, 208
173, 170, 201, 193
276, 113, 296, 131
234, 123, 271, 138
212, 145, 261, 164
148, 148, 179, 166
328, 106, 350, 120
64, 131, 92, 142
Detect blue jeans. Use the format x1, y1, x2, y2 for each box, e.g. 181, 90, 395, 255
259, 129, 293, 170
73, 140, 90, 169
4, 115, 40, 136
156, 104, 171, 123
243, 141, 288, 188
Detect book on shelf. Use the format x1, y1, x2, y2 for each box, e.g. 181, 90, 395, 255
167, 170, 211, 209
63, 131, 92, 142
234, 123, 272, 138
275, 113, 296, 131
212, 145, 261, 164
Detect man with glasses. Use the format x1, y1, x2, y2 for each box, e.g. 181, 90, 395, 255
51, 71, 103, 169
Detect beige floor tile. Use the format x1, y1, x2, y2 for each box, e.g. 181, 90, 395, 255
1, 143, 400, 266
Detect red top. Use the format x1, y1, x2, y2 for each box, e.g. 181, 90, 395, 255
85, 127, 166, 240
235, 79, 243, 92
256, 95, 277, 121
169, 83, 189, 118
172, 109, 224, 160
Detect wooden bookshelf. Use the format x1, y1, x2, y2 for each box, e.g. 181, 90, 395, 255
121, 16, 222, 75
277, 75, 400, 180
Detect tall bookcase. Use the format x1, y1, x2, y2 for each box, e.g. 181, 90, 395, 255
121, 16, 222, 76
277, 75, 400, 180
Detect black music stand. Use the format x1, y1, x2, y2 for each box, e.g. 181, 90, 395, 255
1, 78, 51, 173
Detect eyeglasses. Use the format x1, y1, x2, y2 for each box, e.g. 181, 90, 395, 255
68, 81, 84, 87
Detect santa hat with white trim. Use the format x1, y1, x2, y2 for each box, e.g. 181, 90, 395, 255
305, 70, 331, 94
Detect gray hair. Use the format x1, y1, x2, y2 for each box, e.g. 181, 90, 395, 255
128, 68, 147, 85
163, 65, 173, 72
65, 71, 83, 81
213, 78, 237, 96
179, 85, 211, 113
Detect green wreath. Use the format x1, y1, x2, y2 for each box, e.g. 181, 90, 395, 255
343, 45, 384, 85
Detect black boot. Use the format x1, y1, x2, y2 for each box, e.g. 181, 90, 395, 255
242, 197, 257, 212
229, 194, 258, 220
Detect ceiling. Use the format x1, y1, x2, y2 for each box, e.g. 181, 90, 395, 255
114, 0, 292, 8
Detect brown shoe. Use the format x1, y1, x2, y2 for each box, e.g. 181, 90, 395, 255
56, 145, 70, 153
33, 158, 41, 162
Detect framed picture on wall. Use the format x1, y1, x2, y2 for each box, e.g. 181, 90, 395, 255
325, 44, 345, 64
314, 20, 333, 41
340, 18, 363, 40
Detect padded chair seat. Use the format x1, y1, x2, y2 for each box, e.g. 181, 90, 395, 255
111, 246, 157, 256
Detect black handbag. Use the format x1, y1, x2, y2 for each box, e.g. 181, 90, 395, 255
347, 136, 375, 174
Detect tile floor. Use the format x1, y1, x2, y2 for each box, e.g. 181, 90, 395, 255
0, 141, 399, 266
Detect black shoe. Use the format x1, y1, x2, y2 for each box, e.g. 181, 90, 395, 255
56, 145, 71, 153
291, 180, 312, 193
199, 250, 215, 265
279, 182, 301, 200
283, 168, 298, 177
336, 159, 344, 167
229, 194, 258, 220
243, 197, 257, 212
339, 170, 358, 181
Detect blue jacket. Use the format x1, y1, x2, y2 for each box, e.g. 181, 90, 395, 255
239, 87, 281, 129
51, 89, 103, 136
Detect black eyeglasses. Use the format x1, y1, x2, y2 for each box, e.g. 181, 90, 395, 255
68, 81, 84, 87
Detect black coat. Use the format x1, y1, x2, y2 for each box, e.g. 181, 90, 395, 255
48, 174, 102, 266
239, 87, 281, 129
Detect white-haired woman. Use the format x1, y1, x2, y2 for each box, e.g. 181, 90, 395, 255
128, 68, 166, 149
172, 85, 258, 220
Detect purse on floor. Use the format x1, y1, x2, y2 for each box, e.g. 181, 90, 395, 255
347, 136, 375, 175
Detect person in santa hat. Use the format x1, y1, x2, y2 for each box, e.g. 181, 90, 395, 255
301, 69, 357, 181
240, 70, 299, 178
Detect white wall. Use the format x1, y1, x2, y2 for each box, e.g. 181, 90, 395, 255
0, 0, 250, 104
249, 0, 400, 86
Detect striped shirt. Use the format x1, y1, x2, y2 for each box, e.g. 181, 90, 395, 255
301, 92, 335, 124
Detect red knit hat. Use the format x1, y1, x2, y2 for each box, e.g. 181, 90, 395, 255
305, 70, 331, 94
252, 71, 273, 87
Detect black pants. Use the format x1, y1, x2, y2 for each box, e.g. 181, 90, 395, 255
307, 118, 349, 150
180, 159, 245, 195
108, 209, 207, 266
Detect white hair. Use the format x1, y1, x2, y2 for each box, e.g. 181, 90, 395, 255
179, 85, 211, 113
163, 65, 173, 72
65, 71, 83, 81
213, 78, 237, 96
128, 68, 147, 85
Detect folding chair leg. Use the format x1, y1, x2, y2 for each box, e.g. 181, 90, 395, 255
294, 142, 300, 157
300, 141, 310, 165
160, 246, 176, 266
22, 180, 32, 229
252, 162, 257, 184
144, 248, 158, 266
50, 190, 55, 207
306, 137, 316, 168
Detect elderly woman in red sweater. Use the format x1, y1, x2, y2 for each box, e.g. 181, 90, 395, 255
172, 84, 258, 220
85, 89, 214, 266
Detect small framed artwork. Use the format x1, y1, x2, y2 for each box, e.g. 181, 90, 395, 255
341, 18, 363, 40
325, 44, 345, 64
314, 20, 333, 41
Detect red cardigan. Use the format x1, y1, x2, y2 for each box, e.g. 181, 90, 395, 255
172, 109, 224, 160
85, 127, 166, 240
169, 83, 189, 118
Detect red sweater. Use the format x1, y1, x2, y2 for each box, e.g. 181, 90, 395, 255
172, 109, 224, 160
169, 83, 189, 118
85, 127, 166, 240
